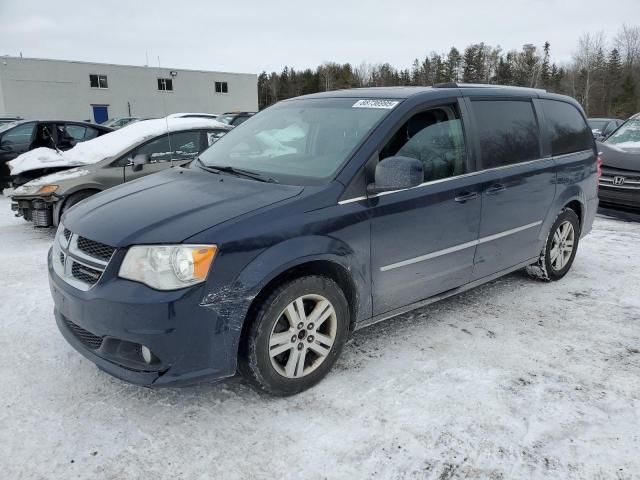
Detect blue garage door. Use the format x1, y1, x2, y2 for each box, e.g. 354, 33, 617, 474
92, 105, 109, 124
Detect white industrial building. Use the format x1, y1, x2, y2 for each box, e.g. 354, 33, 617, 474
0, 56, 258, 123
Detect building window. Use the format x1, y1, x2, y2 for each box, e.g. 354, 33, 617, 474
158, 78, 173, 91
89, 74, 108, 89
215, 81, 228, 94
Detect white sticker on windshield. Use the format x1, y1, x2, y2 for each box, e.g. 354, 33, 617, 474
352, 99, 399, 109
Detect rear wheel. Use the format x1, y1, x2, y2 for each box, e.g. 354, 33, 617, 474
527, 208, 580, 281
239, 276, 349, 396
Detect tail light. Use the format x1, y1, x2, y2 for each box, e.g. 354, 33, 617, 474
597, 152, 603, 179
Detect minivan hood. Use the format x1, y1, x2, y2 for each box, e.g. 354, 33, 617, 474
63, 167, 303, 246
598, 141, 640, 171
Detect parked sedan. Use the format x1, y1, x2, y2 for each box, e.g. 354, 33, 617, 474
0, 120, 112, 188
11, 117, 231, 227
588, 117, 624, 141
597, 113, 640, 210
215, 111, 256, 126
101, 117, 142, 129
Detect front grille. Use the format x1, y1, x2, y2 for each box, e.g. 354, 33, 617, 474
54, 226, 115, 290
71, 261, 101, 285
600, 175, 640, 190
77, 236, 116, 262
63, 317, 103, 350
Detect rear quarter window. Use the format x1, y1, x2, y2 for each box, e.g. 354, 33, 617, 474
540, 100, 592, 156
471, 100, 540, 169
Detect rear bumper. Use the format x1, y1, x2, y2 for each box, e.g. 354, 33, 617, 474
598, 186, 640, 210
49, 249, 240, 386
582, 196, 599, 237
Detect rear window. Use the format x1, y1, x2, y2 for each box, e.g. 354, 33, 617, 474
541, 100, 592, 156
471, 100, 540, 169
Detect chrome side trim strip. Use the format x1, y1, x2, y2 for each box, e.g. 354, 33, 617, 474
338, 196, 367, 205
476, 221, 543, 245
380, 239, 477, 272
380, 221, 542, 272
356, 257, 538, 331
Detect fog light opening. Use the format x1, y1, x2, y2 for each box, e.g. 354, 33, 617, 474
141, 345, 153, 364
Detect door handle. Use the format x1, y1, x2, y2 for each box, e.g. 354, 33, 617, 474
486, 184, 506, 195
454, 191, 479, 203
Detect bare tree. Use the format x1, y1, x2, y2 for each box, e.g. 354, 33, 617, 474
614, 24, 640, 69
354, 62, 373, 87
574, 32, 606, 115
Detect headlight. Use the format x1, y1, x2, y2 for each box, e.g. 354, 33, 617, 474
36, 184, 58, 195
119, 244, 217, 290
12, 184, 58, 196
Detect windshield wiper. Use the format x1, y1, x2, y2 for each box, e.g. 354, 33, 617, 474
196, 158, 278, 183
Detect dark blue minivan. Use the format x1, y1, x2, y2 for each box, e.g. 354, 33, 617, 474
50, 85, 598, 395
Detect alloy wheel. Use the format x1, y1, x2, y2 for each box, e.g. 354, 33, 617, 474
268, 294, 337, 378
550, 220, 575, 271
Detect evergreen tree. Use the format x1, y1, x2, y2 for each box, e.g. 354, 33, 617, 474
616, 72, 638, 117
446, 47, 461, 82
540, 42, 551, 88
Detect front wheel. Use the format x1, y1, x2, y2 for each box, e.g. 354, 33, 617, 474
239, 276, 349, 396
527, 208, 580, 281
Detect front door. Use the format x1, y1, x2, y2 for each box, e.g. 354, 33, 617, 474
370, 103, 481, 315
466, 99, 556, 279
92, 105, 109, 124
124, 130, 203, 181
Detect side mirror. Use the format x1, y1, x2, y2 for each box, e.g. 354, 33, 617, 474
132, 153, 150, 172
367, 156, 424, 195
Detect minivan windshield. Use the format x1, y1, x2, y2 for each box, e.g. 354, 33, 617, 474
196, 97, 398, 184
605, 118, 640, 149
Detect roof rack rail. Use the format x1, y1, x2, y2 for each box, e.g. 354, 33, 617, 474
433, 82, 546, 93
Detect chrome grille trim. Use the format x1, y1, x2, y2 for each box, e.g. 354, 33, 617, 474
53, 224, 114, 291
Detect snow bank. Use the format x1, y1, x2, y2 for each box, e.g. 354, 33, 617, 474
9, 117, 226, 175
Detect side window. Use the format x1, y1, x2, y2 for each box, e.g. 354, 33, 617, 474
471, 100, 540, 169
232, 116, 249, 126
540, 99, 592, 156
135, 131, 202, 163
84, 127, 100, 140
64, 125, 87, 140
207, 129, 228, 146
2, 123, 36, 144
380, 106, 467, 181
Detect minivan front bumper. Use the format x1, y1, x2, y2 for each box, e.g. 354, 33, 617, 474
48, 249, 239, 386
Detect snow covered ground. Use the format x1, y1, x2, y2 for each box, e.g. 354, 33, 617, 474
0, 195, 639, 479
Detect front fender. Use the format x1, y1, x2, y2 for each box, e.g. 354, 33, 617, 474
240, 235, 367, 308
199, 234, 371, 371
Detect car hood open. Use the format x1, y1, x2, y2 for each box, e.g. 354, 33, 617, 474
63, 167, 303, 247
598, 142, 640, 171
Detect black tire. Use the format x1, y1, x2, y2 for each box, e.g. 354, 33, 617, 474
60, 190, 97, 216
238, 275, 350, 396
526, 208, 581, 281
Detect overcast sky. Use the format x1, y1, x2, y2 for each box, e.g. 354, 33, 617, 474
1, 0, 639, 74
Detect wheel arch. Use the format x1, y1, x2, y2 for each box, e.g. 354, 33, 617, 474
54, 187, 103, 226
243, 258, 360, 337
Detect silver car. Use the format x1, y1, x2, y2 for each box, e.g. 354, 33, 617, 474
11, 122, 231, 227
